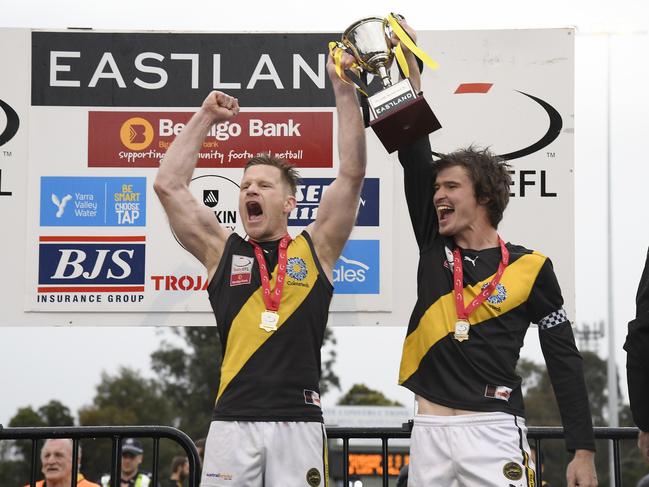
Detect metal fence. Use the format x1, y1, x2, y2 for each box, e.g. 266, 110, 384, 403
0, 424, 639, 487
327, 425, 640, 487
0, 425, 201, 487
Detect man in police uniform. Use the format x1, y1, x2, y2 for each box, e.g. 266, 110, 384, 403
393, 19, 597, 487
100, 438, 153, 487
154, 50, 366, 486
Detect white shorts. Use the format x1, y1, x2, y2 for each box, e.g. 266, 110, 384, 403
408, 412, 536, 487
200, 421, 328, 487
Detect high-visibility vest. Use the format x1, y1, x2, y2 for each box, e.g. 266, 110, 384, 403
100, 472, 151, 487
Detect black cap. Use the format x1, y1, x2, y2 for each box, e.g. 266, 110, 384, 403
122, 438, 143, 455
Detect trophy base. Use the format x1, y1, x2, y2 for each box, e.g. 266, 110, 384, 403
369, 95, 441, 153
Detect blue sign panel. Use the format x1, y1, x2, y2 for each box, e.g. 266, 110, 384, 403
40, 177, 146, 226
289, 178, 379, 226
333, 240, 380, 295
38, 236, 146, 288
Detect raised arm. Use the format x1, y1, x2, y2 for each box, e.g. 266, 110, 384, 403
308, 51, 366, 280
154, 91, 240, 279
393, 20, 438, 249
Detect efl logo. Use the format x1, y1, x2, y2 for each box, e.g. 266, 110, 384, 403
289, 178, 379, 226
40, 177, 146, 227
38, 236, 146, 292
0, 99, 20, 146
333, 240, 380, 295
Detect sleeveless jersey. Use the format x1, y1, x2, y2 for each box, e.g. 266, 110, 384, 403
207, 231, 332, 422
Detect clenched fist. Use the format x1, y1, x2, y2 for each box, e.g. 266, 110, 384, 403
201, 91, 240, 123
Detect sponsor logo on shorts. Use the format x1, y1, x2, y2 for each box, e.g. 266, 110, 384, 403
205, 472, 233, 481
230, 254, 253, 286
503, 461, 523, 481
304, 389, 321, 407
306, 467, 321, 486
484, 384, 512, 402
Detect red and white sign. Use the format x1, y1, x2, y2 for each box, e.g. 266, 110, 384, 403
88, 111, 333, 168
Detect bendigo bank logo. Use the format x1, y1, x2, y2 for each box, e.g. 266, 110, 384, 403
0, 99, 20, 146
37, 236, 146, 292
120, 117, 154, 151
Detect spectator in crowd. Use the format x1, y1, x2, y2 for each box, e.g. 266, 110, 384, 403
24, 438, 100, 487
193, 438, 205, 468
625, 247, 649, 464
100, 438, 154, 487
161, 456, 188, 487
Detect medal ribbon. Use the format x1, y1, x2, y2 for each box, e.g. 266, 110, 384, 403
249, 234, 292, 312
453, 237, 509, 321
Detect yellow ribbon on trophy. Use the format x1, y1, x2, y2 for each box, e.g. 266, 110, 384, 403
329, 15, 438, 95
328, 41, 369, 96
386, 13, 439, 78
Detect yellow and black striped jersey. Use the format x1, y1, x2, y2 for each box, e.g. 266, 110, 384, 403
398, 136, 595, 452
207, 231, 332, 422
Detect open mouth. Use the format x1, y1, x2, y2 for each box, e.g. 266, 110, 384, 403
246, 201, 263, 221
437, 204, 454, 222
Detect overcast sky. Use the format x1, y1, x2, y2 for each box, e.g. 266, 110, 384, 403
1, 0, 649, 427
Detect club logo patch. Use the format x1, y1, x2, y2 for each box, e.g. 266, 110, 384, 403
306, 467, 321, 486
484, 282, 507, 304
287, 257, 308, 281
304, 389, 321, 407
503, 461, 523, 481
230, 254, 253, 286
485, 384, 512, 402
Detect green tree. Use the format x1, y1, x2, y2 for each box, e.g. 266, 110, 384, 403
150, 326, 223, 442
337, 384, 403, 406
2, 401, 75, 486
37, 400, 75, 427
320, 328, 341, 396
78, 367, 174, 483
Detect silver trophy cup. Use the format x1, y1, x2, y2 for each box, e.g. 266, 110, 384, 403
339, 16, 441, 153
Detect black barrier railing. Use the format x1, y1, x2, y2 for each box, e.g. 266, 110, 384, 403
326, 425, 640, 487
0, 425, 201, 487
0, 424, 639, 487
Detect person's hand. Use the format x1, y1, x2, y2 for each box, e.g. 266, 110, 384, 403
389, 15, 417, 52
388, 15, 421, 92
201, 91, 240, 123
326, 47, 357, 94
566, 449, 598, 487
638, 430, 649, 463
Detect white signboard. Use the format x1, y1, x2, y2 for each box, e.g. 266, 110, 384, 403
0, 28, 574, 326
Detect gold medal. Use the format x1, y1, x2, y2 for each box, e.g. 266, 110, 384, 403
454, 320, 470, 342
259, 310, 279, 332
